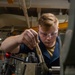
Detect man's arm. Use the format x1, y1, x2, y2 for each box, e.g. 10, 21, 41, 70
1, 29, 39, 53
1, 35, 20, 53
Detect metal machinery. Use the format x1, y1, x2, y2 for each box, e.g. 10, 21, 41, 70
0, 43, 60, 75
60, 0, 75, 75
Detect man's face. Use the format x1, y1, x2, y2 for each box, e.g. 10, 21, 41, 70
39, 25, 58, 48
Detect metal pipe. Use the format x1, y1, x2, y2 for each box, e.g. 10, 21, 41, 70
21, 0, 30, 28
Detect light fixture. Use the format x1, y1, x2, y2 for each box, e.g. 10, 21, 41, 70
0, 38, 2, 41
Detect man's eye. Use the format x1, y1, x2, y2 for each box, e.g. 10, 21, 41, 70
51, 33, 54, 35
43, 33, 47, 36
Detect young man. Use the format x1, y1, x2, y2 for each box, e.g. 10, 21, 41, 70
1, 13, 60, 69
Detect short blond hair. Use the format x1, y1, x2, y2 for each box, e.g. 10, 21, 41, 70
38, 13, 59, 27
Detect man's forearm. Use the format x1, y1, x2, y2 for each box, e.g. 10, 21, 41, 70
1, 35, 20, 53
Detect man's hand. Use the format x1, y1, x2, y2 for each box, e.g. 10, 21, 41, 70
18, 29, 39, 50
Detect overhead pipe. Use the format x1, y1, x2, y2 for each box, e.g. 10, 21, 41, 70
37, 8, 41, 20
0, 0, 69, 9
21, 0, 30, 28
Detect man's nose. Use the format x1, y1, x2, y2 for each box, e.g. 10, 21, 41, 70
46, 34, 52, 39
47, 34, 52, 37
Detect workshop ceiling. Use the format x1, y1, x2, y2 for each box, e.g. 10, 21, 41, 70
0, 0, 70, 41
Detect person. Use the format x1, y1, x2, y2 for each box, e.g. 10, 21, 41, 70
1, 13, 61, 73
